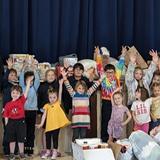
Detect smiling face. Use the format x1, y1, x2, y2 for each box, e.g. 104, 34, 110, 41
153, 85, 160, 97
134, 68, 143, 81
76, 84, 85, 94
113, 93, 123, 106
48, 92, 58, 104
8, 71, 17, 82
11, 90, 21, 101
105, 69, 115, 79
46, 70, 56, 83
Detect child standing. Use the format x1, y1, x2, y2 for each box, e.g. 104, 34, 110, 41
98, 47, 126, 142
131, 87, 155, 133
19, 62, 40, 156
150, 83, 160, 130
2, 58, 18, 156
3, 77, 32, 160
38, 69, 59, 154
36, 80, 70, 159
62, 70, 101, 141
125, 50, 158, 107
108, 88, 131, 142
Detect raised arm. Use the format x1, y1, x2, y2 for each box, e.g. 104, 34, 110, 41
143, 50, 158, 85
61, 68, 75, 97
87, 78, 102, 97
33, 70, 40, 90
58, 79, 63, 104
110, 87, 122, 106
115, 46, 126, 79
24, 76, 32, 98
125, 52, 137, 86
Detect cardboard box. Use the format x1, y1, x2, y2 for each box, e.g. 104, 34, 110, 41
124, 46, 148, 69
72, 138, 115, 160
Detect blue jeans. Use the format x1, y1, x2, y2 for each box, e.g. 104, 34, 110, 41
129, 131, 160, 160
150, 119, 160, 130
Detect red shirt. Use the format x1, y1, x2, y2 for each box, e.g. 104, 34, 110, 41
3, 95, 26, 119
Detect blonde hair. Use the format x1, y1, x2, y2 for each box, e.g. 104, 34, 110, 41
45, 69, 57, 79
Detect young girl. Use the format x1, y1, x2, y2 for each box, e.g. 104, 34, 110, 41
36, 80, 70, 159
62, 70, 101, 141
150, 83, 160, 130
108, 88, 131, 142
125, 50, 158, 108
38, 69, 59, 154
131, 87, 154, 133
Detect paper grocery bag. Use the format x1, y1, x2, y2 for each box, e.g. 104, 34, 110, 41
125, 46, 148, 69
108, 141, 122, 160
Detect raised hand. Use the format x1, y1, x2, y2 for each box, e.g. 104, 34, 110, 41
94, 46, 100, 54
60, 67, 67, 80
149, 49, 159, 65
6, 58, 13, 69
121, 46, 128, 56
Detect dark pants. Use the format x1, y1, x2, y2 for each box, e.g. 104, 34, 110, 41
24, 111, 37, 154
46, 129, 60, 149
2, 118, 18, 155
101, 100, 112, 142
72, 127, 87, 142
150, 119, 160, 131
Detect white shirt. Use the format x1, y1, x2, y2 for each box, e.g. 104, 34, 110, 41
131, 98, 152, 124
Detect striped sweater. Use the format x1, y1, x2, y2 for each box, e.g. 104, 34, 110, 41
64, 80, 100, 129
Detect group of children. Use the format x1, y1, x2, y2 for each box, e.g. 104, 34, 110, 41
0, 47, 160, 159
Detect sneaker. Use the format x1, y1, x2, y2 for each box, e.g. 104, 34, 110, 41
51, 151, 57, 160
8, 154, 15, 160
57, 151, 61, 157
41, 151, 50, 159
19, 153, 26, 160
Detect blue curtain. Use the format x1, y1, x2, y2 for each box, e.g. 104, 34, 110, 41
0, 0, 160, 63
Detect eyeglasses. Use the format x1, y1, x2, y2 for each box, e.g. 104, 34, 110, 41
106, 71, 114, 74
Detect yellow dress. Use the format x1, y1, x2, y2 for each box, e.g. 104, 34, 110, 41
43, 100, 70, 132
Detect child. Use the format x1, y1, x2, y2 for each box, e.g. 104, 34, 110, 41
125, 50, 158, 107
108, 88, 131, 142
98, 46, 126, 142
19, 62, 40, 156
38, 69, 59, 155
3, 76, 32, 160
38, 69, 59, 113
62, 63, 92, 114
66, 65, 74, 77
62, 70, 101, 141
2, 58, 18, 156
150, 83, 160, 130
131, 87, 157, 133
36, 80, 70, 159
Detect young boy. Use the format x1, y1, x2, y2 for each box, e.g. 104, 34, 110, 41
19, 63, 40, 156
3, 76, 32, 160
100, 47, 126, 142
